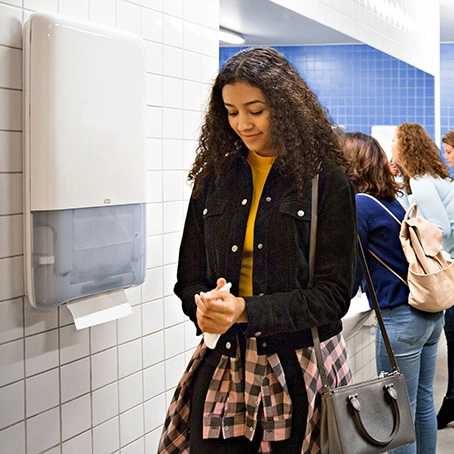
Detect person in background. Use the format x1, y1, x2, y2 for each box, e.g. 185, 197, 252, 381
389, 160, 410, 208
440, 128, 454, 431
342, 132, 444, 454
392, 122, 454, 431
158, 47, 357, 454
392, 123, 454, 257
389, 161, 402, 177
442, 129, 454, 167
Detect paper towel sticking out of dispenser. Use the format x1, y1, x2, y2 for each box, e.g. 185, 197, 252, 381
23, 13, 147, 310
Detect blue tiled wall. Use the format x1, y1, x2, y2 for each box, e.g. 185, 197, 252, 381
220, 45, 435, 139
440, 44, 454, 176
441, 44, 454, 140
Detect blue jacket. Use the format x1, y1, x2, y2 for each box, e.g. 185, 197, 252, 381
355, 194, 409, 309
174, 155, 357, 354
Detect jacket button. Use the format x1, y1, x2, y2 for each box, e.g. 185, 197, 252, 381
297, 210, 304, 217
242, 199, 248, 205
255, 331, 262, 337
262, 342, 267, 347
203, 208, 208, 215
231, 245, 238, 252
266, 197, 271, 202
257, 243, 263, 249
225, 342, 231, 349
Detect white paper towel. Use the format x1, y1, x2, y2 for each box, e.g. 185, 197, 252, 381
67, 289, 132, 330
203, 282, 231, 349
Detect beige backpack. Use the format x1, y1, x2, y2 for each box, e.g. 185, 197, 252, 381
399, 203, 454, 312
358, 194, 454, 312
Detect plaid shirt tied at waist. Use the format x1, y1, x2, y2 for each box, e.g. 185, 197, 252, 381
158, 332, 352, 454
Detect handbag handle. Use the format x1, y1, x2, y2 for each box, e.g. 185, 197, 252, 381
309, 176, 400, 394
349, 383, 401, 445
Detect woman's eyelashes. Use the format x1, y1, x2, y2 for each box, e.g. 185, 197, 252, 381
226, 109, 264, 117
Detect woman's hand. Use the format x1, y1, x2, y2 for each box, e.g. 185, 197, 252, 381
195, 278, 247, 334
389, 162, 401, 176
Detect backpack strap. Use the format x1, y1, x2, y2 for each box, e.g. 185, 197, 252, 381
356, 193, 407, 285
356, 193, 402, 225
368, 249, 408, 286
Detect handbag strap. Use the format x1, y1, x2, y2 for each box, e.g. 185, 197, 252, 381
308, 175, 330, 391
356, 238, 399, 372
308, 173, 319, 286
310, 177, 400, 393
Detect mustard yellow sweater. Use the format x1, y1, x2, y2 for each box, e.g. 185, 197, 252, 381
239, 150, 276, 296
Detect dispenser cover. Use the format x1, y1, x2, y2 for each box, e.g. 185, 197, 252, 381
23, 13, 147, 308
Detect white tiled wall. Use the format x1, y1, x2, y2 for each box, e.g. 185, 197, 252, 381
0, 0, 382, 451
0, 0, 219, 452
346, 323, 378, 381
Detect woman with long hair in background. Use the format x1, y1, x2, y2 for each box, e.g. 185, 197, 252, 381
342, 131, 444, 453
393, 123, 454, 431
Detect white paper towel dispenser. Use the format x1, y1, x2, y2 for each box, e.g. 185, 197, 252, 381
23, 13, 147, 310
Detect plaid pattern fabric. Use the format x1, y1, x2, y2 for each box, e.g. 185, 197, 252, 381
298, 333, 352, 453
253, 346, 292, 442
158, 333, 351, 454
202, 342, 246, 439
158, 341, 207, 454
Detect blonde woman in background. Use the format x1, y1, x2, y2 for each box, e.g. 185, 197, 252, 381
392, 122, 454, 430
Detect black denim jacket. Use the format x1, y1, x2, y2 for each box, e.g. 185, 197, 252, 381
174, 156, 357, 355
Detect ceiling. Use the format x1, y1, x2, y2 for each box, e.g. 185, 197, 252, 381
219, 0, 454, 46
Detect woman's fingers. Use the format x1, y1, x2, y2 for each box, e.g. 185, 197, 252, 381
216, 277, 228, 289
195, 291, 237, 333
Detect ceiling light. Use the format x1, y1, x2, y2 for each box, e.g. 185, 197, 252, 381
219, 28, 245, 45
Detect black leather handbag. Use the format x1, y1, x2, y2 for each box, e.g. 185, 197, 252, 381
309, 175, 416, 454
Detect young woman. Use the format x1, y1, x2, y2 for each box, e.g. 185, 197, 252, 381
439, 130, 454, 429
391, 123, 454, 257
393, 123, 454, 431
158, 47, 357, 453
342, 131, 444, 454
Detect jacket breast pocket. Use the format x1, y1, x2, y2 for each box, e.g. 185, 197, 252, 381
202, 199, 230, 246
273, 201, 312, 255
278, 201, 311, 227
202, 199, 227, 223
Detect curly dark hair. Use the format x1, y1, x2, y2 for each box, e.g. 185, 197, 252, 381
189, 47, 346, 197
341, 132, 401, 201
395, 123, 451, 189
